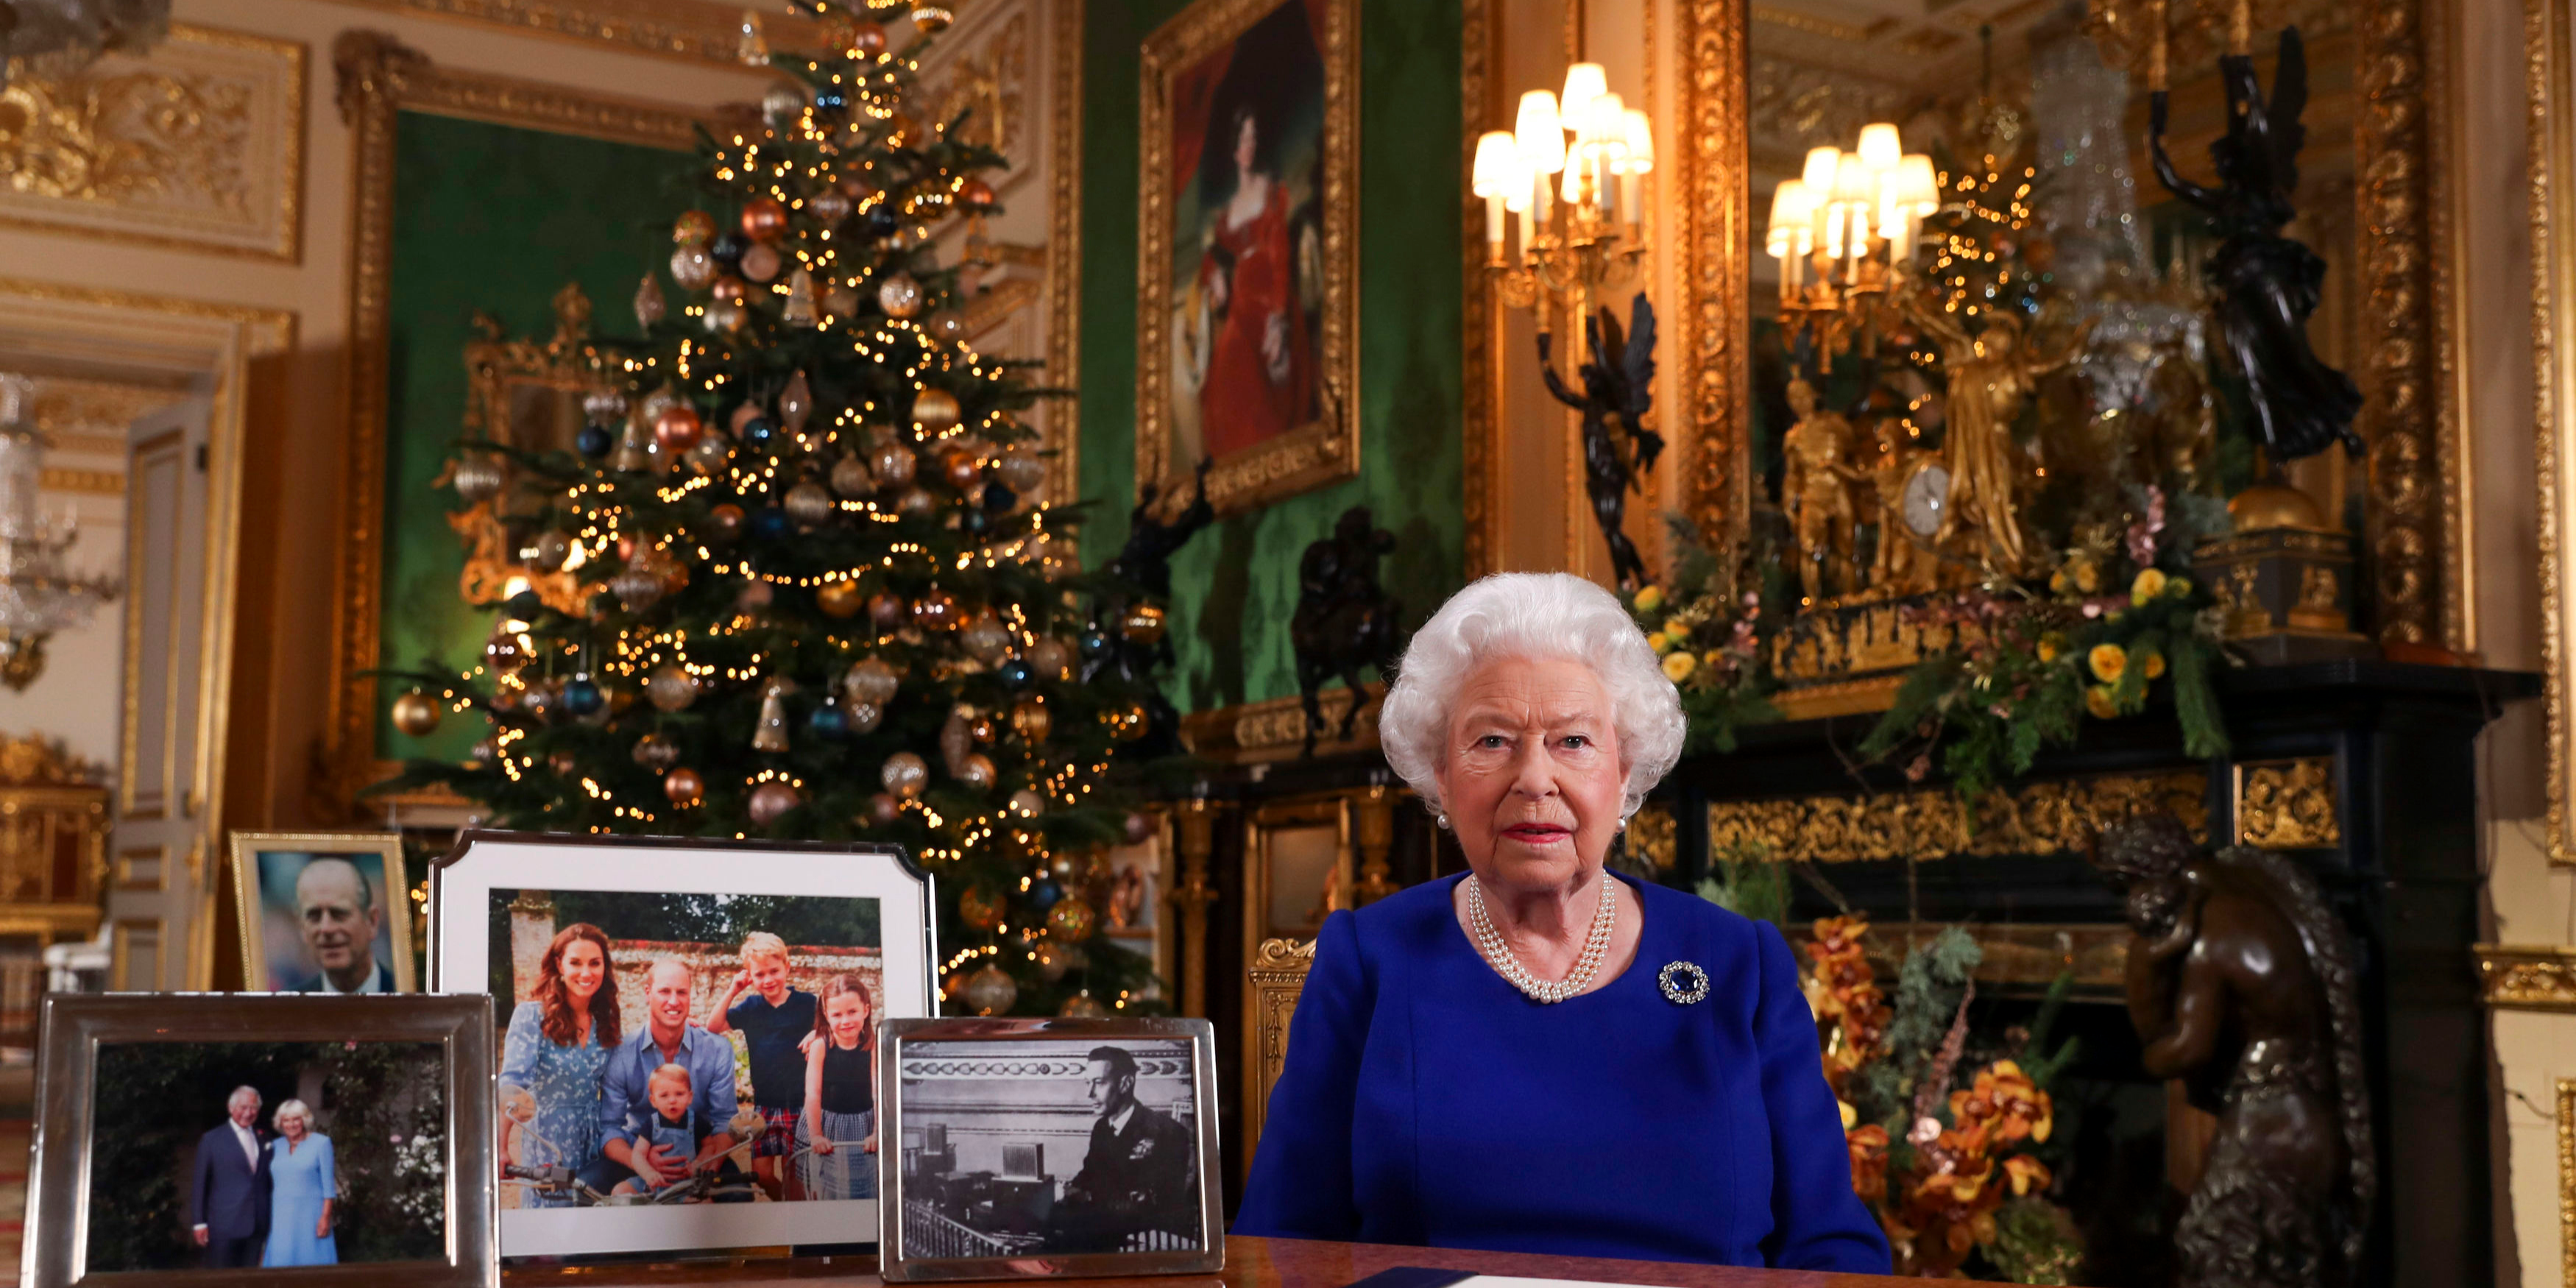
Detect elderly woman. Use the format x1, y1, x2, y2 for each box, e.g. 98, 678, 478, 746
262, 1099, 336, 1267
1234, 573, 1888, 1271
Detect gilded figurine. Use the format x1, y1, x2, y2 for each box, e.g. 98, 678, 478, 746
1778, 379, 1864, 603
1898, 287, 2090, 577
2149, 26, 2363, 463
1538, 294, 1662, 590
1289, 505, 1404, 757
1864, 420, 1938, 597
2090, 816, 2374, 1288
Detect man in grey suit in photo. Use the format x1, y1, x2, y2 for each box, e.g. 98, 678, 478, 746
191, 1086, 272, 1267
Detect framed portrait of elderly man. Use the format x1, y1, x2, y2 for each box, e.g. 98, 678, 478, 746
23, 992, 498, 1288
231, 832, 417, 995
876, 1016, 1222, 1282
1135, 0, 1358, 517
427, 830, 935, 1261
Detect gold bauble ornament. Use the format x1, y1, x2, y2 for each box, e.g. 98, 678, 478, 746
748, 779, 802, 825
1009, 697, 1051, 743
881, 751, 930, 798
1025, 637, 1075, 682
645, 663, 699, 712
632, 732, 680, 771
960, 963, 1017, 1016
663, 766, 705, 806
817, 578, 863, 618
843, 656, 900, 705
913, 587, 960, 630
673, 210, 717, 245
876, 271, 924, 319
911, 387, 960, 435
785, 480, 835, 528
1058, 992, 1110, 1019
958, 885, 1005, 931
391, 690, 442, 737
958, 753, 997, 790
740, 196, 790, 242
1046, 897, 1097, 941
1119, 602, 1168, 645
1033, 940, 1072, 981
830, 453, 875, 498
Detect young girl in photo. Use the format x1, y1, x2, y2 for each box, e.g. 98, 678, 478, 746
801, 974, 877, 1200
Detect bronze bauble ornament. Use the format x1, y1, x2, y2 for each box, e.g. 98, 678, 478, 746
663, 766, 705, 806
485, 628, 531, 676
684, 431, 732, 477
830, 453, 874, 498
847, 700, 884, 733
1122, 810, 1157, 844
866, 591, 907, 629
897, 486, 936, 518
547, 749, 579, 777
866, 790, 902, 826
530, 529, 573, 572
1033, 940, 1072, 981
1008, 788, 1046, 818
881, 751, 930, 798
941, 447, 983, 493
925, 311, 966, 344
876, 271, 924, 319
740, 197, 790, 242
958, 177, 996, 211
810, 577, 860, 618
808, 188, 853, 226
645, 663, 699, 712
632, 732, 680, 771
748, 780, 801, 825
711, 275, 749, 302
391, 690, 442, 737
740, 241, 782, 285
994, 450, 1045, 495
1025, 637, 1074, 682
1119, 602, 1168, 645
960, 615, 1011, 665
673, 210, 717, 245
913, 587, 959, 630
958, 753, 997, 790
910, 387, 960, 435
704, 503, 745, 543
452, 455, 507, 505
824, 284, 860, 319
704, 297, 749, 333
1047, 897, 1097, 941
785, 480, 835, 528
1058, 992, 1109, 1019
958, 885, 1005, 931
670, 245, 716, 292
968, 714, 998, 744
653, 403, 704, 453
960, 963, 1016, 1016
1010, 698, 1051, 743
609, 567, 665, 613
849, 21, 888, 54
843, 657, 900, 705
870, 439, 918, 488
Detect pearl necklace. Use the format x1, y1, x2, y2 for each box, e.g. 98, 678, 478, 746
1465, 874, 1617, 1004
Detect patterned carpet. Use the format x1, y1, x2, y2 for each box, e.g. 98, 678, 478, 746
0, 1115, 26, 1269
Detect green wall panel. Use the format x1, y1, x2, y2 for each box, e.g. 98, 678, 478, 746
375, 112, 690, 760
1079, 0, 1465, 713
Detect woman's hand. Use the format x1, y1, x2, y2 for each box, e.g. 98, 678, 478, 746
316, 1214, 332, 1239
863, 1133, 877, 1155
815, 1136, 834, 1156
1263, 311, 1291, 383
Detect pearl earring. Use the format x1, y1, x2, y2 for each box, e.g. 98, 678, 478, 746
1435, 812, 1451, 829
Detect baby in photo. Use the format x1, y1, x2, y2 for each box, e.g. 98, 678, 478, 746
611, 1064, 729, 1198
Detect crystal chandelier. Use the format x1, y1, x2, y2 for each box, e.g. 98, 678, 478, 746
1765, 124, 1940, 371
1472, 61, 1654, 311
0, 375, 119, 690
0, 0, 169, 92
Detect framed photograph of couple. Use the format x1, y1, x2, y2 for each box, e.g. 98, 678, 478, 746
427, 831, 935, 1260
231, 832, 418, 995
1136, 0, 1359, 518
877, 1016, 1222, 1282
24, 992, 498, 1287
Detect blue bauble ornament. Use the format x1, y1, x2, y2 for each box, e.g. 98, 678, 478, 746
751, 506, 793, 542
983, 482, 1016, 514
503, 590, 545, 621
808, 702, 851, 740
960, 508, 989, 536
711, 231, 748, 267
576, 423, 614, 458
561, 676, 604, 717
1027, 879, 1063, 912
997, 659, 1033, 689
813, 85, 848, 113
740, 417, 776, 447
1077, 629, 1111, 659
861, 207, 901, 240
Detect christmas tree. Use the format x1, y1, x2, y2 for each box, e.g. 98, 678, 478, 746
376, 4, 1163, 1018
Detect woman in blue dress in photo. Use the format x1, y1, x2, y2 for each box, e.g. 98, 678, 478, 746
262, 1099, 336, 1267
499, 922, 620, 1208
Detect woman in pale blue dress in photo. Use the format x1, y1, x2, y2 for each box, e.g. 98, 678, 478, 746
262, 1099, 336, 1267
499, 922, 619, 1208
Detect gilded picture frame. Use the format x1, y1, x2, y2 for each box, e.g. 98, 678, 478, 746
1135, 0, 1359, 518
2533, 0, 2576, 865
228, 830, 417, 995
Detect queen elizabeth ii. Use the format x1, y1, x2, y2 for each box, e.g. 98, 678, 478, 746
1234, 573, 1889, 1271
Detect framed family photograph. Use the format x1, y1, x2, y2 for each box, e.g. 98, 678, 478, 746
427, 831, 935, 1260
24, 993, 497, 1288
1136, 0, 1359, 517
877, 1017, 1222, 1282
231, 832, 417, 995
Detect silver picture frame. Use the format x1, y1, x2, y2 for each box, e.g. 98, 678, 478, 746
24, 992, 498, 1287
876, 1016, 1224, 1283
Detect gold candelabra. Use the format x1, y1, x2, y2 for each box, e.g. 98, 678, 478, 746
1473, 62, 1653, 313
1766, 124, 1939, 372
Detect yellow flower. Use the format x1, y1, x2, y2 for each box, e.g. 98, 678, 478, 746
2085, 684, 2119, 719
2034, 634, 2064, 664
1663, 618, 1693, 642
2087, 643, 2127, 684
2072, 560, 2101, 593
1646, 631, 1671, 655
1662, 651, 1698, 682
2048, 569, 2070, 594
1702, 648, 1729, 673
2166, 574, 2193, 599
2142, 650, 2166, 680
2131, 567, 2168, 606
1839, 1100, 1858, 1130
1633, 584, 1666, 613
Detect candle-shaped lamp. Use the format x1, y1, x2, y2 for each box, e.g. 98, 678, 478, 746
1583, 91, 1625, 216
1830, 151, 1876, 269
1892, 153, 1938, 265
1473, 131, 1518, 252
1857, 122, 1903, 172
1515, 89, 1565, 226
1768, 179, 1814, 302
1559, 62, 1607, 124
1619, 107, 1653, 231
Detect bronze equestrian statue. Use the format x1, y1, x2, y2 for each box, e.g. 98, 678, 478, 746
1289, 505, 1403, 757
1538, 293, 1662, 590
2090, 816, 2374, 1288
2148, 26, 2363, 463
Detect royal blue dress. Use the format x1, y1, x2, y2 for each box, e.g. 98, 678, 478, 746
262, 1133, 338, 1267
1234, 874, 1889, 1273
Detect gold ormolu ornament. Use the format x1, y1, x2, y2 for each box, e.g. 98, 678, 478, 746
391, 690, 442, 737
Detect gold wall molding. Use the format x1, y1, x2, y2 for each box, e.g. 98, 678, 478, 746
1460, 0, 1496, 578
1041, 0, 1083, 511
2234, 756, 2342, 849
324, 32, 700, 811
0, 24, 305, 261
1706, 769, 2209, 864
2559, 1075, 2576, 1288
2477, 944, 2576, 1011
2532, 0, 2576, 864
1176, 683, 1385, 765
1675, 0, 1753, 560
1244, 935, 1316, 1166
327, 0, 824, 68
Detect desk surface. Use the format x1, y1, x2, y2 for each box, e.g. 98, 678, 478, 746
496, 1235, 1905, 1287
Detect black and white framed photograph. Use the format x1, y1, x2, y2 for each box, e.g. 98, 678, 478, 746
427, 830, 934, 1260
877, 1017, 1221, 1282
24, 993, 497, 1288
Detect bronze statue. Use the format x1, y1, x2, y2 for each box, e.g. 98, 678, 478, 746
2149, 26, 2363, 463
1289, 505, 1403, 757
1538, 294, 1662, 590
1108, 455, 1215, 603
2090, 816, 2374, 1288
1778, 379, 1864, 603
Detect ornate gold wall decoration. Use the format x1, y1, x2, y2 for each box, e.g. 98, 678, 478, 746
2530, 0, 2576, 864
1460, 0, 1495, 579
2559, 1075, 2576, 1288
2475, 944, 2576, 1010
1176, 683, 1384, 765
0, 24, 305, 261
1244, 935, 1316, 1165
1676, 0, 1754, 559
1041, 0, 1084, 512
1706, 769, 2209, 864
328, 0, 824, 68
2234, 757, 2341, 848
324, 32, 702, 810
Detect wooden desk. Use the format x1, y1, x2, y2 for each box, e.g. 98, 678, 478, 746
495, 1235, 1907, 1287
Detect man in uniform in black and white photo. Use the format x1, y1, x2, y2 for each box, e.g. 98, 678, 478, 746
1050, 1045, 1195, 1251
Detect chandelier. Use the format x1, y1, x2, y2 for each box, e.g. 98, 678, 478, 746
0, 0, 169, 92
1471, 61, 1655, 311
0, 376, 119, 690
1765, 124, 1939, 370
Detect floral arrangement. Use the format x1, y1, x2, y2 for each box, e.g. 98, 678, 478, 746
1802, 917, 2084, 1282
1623, 525, 1782, 754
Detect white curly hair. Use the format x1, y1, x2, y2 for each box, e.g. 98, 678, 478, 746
1378, 573, 1685, 820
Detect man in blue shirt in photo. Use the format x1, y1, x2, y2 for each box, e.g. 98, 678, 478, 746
580, 958, 751, 1201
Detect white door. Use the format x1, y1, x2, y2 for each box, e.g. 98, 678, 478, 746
105, 394, 213, 990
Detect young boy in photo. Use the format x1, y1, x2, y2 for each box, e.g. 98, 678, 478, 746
609, 1064, 730, 1197
705, 930, 818, 1201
